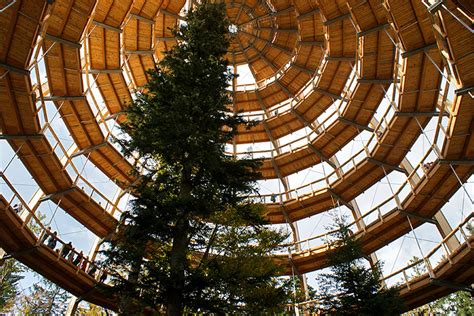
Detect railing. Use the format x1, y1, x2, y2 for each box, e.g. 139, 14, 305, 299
34, 123, 125, 218
0, 178, 105, 282
24, 37, 136, 219
248, 45, 457, 205
269, 144, 446, 254
19, 27, 459, 241
234, 51, 318, 92
283, 212, 473, 310
228, 107, 340, 159
422, 0, 474, 33
381, 212, 473, 288
228, 66, 358, 158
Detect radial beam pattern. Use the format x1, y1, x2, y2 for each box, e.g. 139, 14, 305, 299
0, 0, 472, 312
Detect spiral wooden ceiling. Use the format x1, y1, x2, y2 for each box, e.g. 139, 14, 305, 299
0, 0, 473, 312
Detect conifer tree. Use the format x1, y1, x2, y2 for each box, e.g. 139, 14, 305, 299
102, 2, 289, 314
0, 258, 23, 311
316, 215, 404, 315
15, 277, 70, 315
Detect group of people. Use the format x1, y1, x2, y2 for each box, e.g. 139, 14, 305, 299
40, 227, 107, 282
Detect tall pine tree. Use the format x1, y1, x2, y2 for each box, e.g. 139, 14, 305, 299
102, 2, 289, 314
316, 215, 404, 315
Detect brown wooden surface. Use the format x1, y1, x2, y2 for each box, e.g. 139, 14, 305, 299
0, 0, 472, 311
399, 236, 474, 310
0, 195, 117, 310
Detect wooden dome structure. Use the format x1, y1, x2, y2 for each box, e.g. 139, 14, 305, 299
0, 0, 472, 312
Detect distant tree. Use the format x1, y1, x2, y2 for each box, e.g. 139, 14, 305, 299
15, 277, 70, 315
316, 215, 404, 315
76, 303, 109, 315
430, 291, 474, 315
280, 275, 318, 314
0, 257, 24, 311
0, 211, 47, 313
102, 2, 289, 315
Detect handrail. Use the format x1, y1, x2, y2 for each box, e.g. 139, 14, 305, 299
285, 212, 473, 309
279, 145, 440, 251
0, 189, 104, 281
235, 52, 317, 92
227, 108, 340, 157
246, 57, 455, 205
381, 212, 473, 284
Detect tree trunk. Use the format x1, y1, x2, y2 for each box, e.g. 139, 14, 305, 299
119, 259, 142, 314
167, 170, 191, 315
167, 216, 190, 315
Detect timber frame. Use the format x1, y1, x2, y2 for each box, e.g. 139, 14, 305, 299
0, 0, 472, 313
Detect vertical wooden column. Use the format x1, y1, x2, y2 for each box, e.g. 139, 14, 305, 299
400, 155, 461, 252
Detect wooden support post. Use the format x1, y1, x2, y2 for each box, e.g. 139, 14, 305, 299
401, 157, 462, 250
454, 86, 473, 96
358, 78, 399, 84
156, 37, 177, 41
86, 68, 122, 74
430, 279, 472, 292
39, 188, 75, 202
65, 296, 80, 316
398, 210, 437, 225
395, 111, 448, 117
401, 43, 438, 58
70, 142, 108, 158
0, 134, 43, 140
276, 80, 294, 97
357, 23, 390, 37
297, 8, 320, 20
434, 211, 461, 252
43, 96, 86, 101
0, 62, 30, 75
258, 27, 298, 33
158, 8, 186, 20
324, 13, 350, 26
123, 50, 154, 55
338, 117, 374, 132
328, 189, 354, 212
308, 144, 337, 170
297, 40, 324, 47
44, 34, 81, 48
439, 159, 474, 165
314, 87, 344, 100
367, 157, 407, 174
92, 20, 122, 33
129, 13, 154, 25
290, 63, 314, 75
325, 56, 355, 62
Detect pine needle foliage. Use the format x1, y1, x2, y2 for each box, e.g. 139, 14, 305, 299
316, 215, 404, 315
102, 2, 289, 314
15, 277, 70, 315
0, 258, 24, 311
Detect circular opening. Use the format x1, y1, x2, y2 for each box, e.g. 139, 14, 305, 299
229, 24, 238, 34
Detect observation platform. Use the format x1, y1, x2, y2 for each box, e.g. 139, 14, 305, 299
0, 0, 472, 312
0, 195, 117, 310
